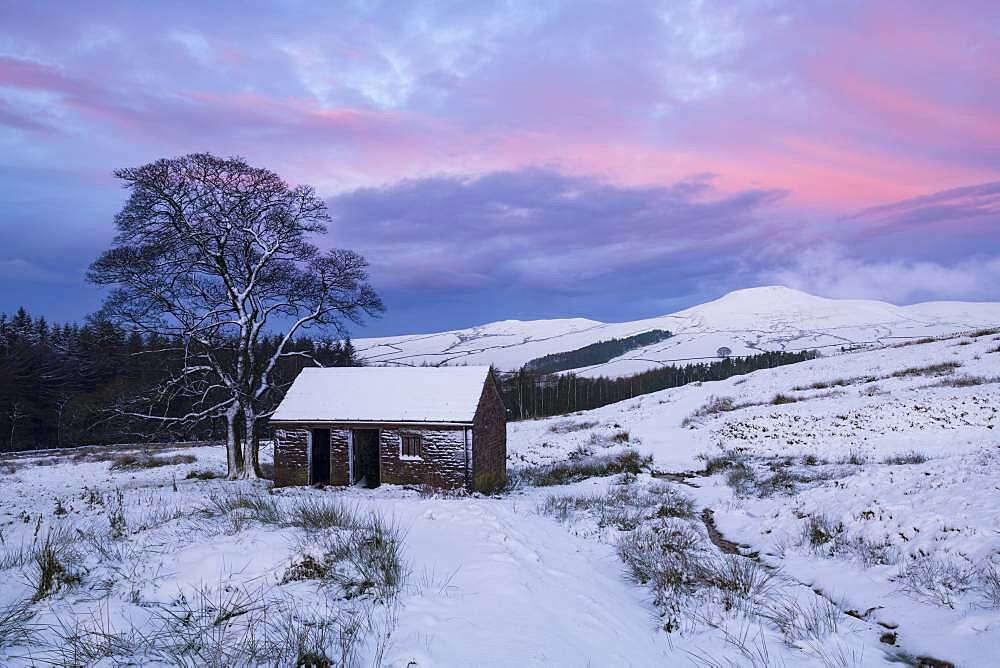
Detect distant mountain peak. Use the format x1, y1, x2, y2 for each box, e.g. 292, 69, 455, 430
716, 285, 830, 303
355, 287, 1000, 374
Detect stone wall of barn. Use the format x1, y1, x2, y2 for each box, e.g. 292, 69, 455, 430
274, 428, 309, 487
379, 427, 468, 489
274, 424, 468, 489
273, 427, 351, 487
471, 372, 508, 492
329, 429, 351, 486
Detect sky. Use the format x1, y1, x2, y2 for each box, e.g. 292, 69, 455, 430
0, 0, 998, 337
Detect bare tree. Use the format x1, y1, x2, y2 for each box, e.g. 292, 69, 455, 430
88, 153, 383, 479
7, 400, 28, 451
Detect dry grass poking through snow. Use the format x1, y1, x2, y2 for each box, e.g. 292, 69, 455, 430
535, 474, 867, 664
538, 477, 777, 633
516, 449, 653, 487
0, 479, 410, 666
108, 452, 197, 470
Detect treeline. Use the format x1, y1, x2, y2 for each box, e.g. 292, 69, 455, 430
501, 350, 818, 420
0, 308, 361, 452
523, 329, 674, 374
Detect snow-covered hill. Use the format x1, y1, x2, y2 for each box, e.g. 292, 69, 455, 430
506, 326, 1000, 666
356, 286, 1000, 376
2, 327, 997, 666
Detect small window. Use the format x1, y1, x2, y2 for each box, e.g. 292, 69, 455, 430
401, 433, 422, 459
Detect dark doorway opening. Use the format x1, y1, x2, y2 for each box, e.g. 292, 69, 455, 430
311, 429, 331, 485
352, 429, 381, 488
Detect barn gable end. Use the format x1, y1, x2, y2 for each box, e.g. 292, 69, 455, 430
472, 370, 507, 491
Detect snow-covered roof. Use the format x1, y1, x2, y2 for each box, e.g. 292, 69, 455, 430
271, 366, 492, 424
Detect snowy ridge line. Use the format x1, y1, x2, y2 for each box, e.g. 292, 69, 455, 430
353, 287, 1000, 376
383, 328, 992, 373
567, 330, 984, 373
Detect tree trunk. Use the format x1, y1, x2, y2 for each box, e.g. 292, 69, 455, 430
224, 404, 244, 480
239, 407, 261, 480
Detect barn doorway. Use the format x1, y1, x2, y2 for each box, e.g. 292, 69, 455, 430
351, 429, 381, 488
311, 429, 331, 485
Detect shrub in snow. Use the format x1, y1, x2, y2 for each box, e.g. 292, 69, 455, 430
701, 555, 778, 610
762, 596, 841, 645
770, 393, 798, 406
28, 529, 82, 601
890, 361, 961, 378
287, 498, 360, 531
933, 375, 997, 387
520, 450, 653, 487
882, 451, 928, 465
317, 513, 408, 602
617, 520, 710, 630
650, 484, 696, 520
108, 488, 127, 538
725, 463, 758, 497
843, 535, 897, 567
282, 554, 332, 583
548, 420, 599, 434
839, 451, 868, 466
682, 396, 742, 426
697, 449, 745, 475
981, 563, 1000, 608
802, 515, 897, 567
753, 467, 799, 497
804, 515, 843, 548
898, 555, 978, 608
970, 327, 1000, 338
267, 606, 363, 668
48, 587, 370, 666
540, 482, 695, 531
203, 490, 284, 531
109, 452, 197, 471
0, 599, 34, 649
184, 469, 220, 480
616, 518, 778, 632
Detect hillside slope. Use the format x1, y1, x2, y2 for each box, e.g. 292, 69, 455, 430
507, 326, 1000, 666
355, 286, 1000, 376
1, 328, 996, 665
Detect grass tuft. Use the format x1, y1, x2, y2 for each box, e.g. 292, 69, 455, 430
548, 420, 599, 434
683, 396, 742, 426
110, 453, 196, 471
520, 450, 653, 487
898, 555, 977, 608
286, 498, 359, 530
882, 451, 927, 465
540, 483, 695, 530
890, 361, 962, 378
313, 512, 409, 602
0, 599, 35, 649
931, 375, 997, 388
28, 529, 82, 601
184, 469, 220, 480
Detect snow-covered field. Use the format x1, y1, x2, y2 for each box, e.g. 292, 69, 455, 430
2, 327, 999, 666
354, 286, 1000, 376
508, 327, 1000, 666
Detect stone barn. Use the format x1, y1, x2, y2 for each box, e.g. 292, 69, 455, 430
270, 366, 506, 492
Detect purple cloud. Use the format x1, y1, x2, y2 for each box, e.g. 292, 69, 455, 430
327, 169, 787, 293
0, 1, 998, 334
